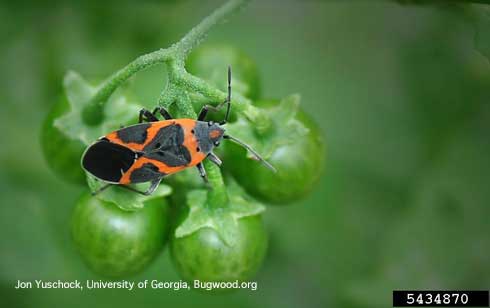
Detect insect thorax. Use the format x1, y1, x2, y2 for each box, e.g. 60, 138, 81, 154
194, 121, 224, 153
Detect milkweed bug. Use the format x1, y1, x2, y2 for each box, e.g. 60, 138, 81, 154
82, 67, 276, 195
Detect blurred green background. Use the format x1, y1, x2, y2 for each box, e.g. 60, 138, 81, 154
1, 1, 489, 307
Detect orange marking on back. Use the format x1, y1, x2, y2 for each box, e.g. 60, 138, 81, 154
209, 129, 221, 139
177, 119, 207, 166
106, 120, 175, 151
119, 157, 188, 184
116, 119, 207, 184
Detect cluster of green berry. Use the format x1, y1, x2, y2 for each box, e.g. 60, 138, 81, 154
39, 0, 325, 290
40, 44, 325, 288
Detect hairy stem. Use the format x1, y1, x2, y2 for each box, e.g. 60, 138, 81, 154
172, 89, 229, 208
177, 0, 250, 57
82, 48, 173, 125
203, 160, 228, 208
176, 70, 271, 130
81, 0, 250, 126
79, 0, 250, 207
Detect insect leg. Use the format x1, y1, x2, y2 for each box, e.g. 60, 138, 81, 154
139, 108, 159, 123
197, 99, 229, 121
144, 177, 163, 195
91, 183, 111, 196
196, 162, 208, 183
119, 177, 163, 196
153, 107, 173, 120
207, 152, 222, 167
221, 66, 232, 125
197, 66, 232, 123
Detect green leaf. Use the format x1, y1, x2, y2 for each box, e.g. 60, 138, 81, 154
54, 71, 142, 145
474, 6, 490, 62
175, 181, 265, 246
226, 94, 309, 159
86, 175, 172, 211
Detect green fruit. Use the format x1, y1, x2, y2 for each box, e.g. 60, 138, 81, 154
71, 193, 169, 278
187, 44, 261, 101
225, 99, 326, 204
41, 96, 86, 185
170, 215, 267, 284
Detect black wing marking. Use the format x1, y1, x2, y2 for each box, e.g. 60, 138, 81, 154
143, 124, 191, 167
117, 123, 151, 144
82, 139, 135, 183
129, 163, 165, 183
145, 148, 191, 167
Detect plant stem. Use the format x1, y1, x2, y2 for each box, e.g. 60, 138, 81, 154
172, 89, 229, 209
203, 160, 228, 208
79, 0, 250, 208
81, 0, 250, 126
82, 48, 173, 125
177, 0, 250, 57
175, 70, 271, 130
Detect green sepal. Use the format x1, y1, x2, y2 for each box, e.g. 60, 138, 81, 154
175, 181, 265, 246
86, 175, 172, 211
226, 94, 309, 159
54, 71, 142, 145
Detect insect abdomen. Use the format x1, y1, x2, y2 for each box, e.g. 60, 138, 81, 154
82, 139, 136, 183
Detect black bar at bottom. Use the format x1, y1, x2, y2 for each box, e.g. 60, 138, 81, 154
393, 290, 489, 307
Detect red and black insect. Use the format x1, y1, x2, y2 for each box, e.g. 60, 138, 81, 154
82, 67, 275, 195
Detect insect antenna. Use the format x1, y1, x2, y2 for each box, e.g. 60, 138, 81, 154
220, 66, 232, 125
223, 135, 276, 172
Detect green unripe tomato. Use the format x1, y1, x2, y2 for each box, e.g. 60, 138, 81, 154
170, 215, 267, 285
225, 100, 326, 204
187, 44, 261, 101
71, 193, 169, 278
41, 97, 86, 185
